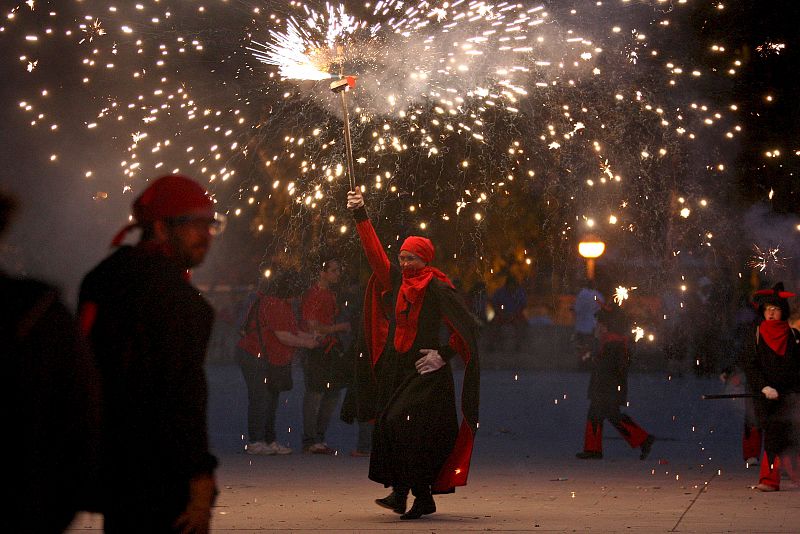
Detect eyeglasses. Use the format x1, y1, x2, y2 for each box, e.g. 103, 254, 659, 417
167, 212, 227, 236
398, 252, 422, 263
764, 305, 781, 312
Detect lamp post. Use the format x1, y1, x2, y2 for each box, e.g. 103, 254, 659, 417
578, 236, 605, 281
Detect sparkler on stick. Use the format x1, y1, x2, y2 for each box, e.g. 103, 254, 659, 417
330, 76, 357, 191
701, 393, 760, 400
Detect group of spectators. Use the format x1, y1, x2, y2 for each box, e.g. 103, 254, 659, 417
235, 258, 364, 457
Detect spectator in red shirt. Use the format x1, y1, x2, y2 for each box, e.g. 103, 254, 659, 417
301, 258, 352, 454
237, 269, 320, 456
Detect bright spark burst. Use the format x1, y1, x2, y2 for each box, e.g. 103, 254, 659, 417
755, 42, 785, 56
613, 285, 636, 306
1, 0, 753, 278
747, 245, 788, 273
632, 325, 645, 343
79, 19, 106, 45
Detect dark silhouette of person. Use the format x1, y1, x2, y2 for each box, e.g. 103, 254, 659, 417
79, 175, 220, 532
2, 190, 101, 533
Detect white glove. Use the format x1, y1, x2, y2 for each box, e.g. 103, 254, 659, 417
762, 386, 779, 400
415, 349, 445, 375
347, 189, 364, 210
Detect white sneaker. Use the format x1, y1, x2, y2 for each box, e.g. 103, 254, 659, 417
245, 441, 276, 455
746, 457, 759, 466
305, 442, 336, 455
266, 441, 293, 455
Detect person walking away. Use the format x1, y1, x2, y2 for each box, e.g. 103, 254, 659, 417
573, 280, 604, 368
741, 283, 800, 491
347, 189, 480, 520
237, 269, 320, 455
576, 303, 655, 460
301, 258, 352, 454
79, 175, 220, 533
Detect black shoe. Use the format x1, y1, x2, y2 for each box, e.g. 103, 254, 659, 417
576, 450, 602, 459
639, 435, 655, 460
400, 497, 436, 520
375, 491, 407, 514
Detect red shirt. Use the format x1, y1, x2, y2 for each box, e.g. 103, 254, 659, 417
302, 284, 338, 328
237, 295, 299, 366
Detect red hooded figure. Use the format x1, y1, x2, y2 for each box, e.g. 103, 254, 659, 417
347, 189, 480, 520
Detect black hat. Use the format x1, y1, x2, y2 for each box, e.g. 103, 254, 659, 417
753, 282, 795, 320
596, 303, 628, 335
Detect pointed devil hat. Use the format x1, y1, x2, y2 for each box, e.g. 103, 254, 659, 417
753, 282, 796, 319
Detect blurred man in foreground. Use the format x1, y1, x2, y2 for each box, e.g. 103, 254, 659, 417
79, 175, 221, 533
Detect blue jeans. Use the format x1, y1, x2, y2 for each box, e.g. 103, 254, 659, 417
302, 387, 341, 447
237, 347, 281, 443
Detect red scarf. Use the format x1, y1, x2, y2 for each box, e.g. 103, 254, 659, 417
759, 320, 790, 356
394, 266, 453, 353
600, 331, 628, 347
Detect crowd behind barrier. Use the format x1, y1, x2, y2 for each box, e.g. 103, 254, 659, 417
199, 285, 687, 372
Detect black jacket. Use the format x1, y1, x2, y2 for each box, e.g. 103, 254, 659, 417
79, 245, 217, 522
3, 274, 101, 532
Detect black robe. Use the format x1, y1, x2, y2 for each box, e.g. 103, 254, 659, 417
740, 327, 800, 457
353, 210, 480, 494
79, 245, 218, 529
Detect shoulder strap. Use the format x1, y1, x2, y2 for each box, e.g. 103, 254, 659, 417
252, 297, 267, 355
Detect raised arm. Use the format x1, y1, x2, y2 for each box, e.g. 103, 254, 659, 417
347, 189, 391, 289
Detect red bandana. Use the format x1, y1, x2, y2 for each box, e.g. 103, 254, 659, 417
759, 320, 790, 356
400, 236, 434, 263
394, 266, 453, 353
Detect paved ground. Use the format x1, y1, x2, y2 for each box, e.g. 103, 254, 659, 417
68, 360, 799, 532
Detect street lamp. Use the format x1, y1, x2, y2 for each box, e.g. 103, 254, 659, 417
578, 236, 605, 281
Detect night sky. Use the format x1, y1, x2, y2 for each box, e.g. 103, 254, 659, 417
1, 1, 799, 305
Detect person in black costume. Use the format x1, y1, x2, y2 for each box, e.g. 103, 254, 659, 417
741, 283, 800, 491
346, 189, 480, 520
576, 303, 655, 460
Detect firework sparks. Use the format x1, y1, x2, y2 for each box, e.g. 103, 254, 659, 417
756, 42, 786, 56
0, 0, 756, 279
632, 326, 645, 343
747, 245, 788, 273
613, 286, 637, 306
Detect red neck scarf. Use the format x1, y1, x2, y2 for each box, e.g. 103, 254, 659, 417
600, 331, 628, 352
394, 266, 453, 353
759, 320, 790, 356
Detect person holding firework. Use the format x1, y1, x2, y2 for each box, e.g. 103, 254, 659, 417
346, 188, 480, 520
